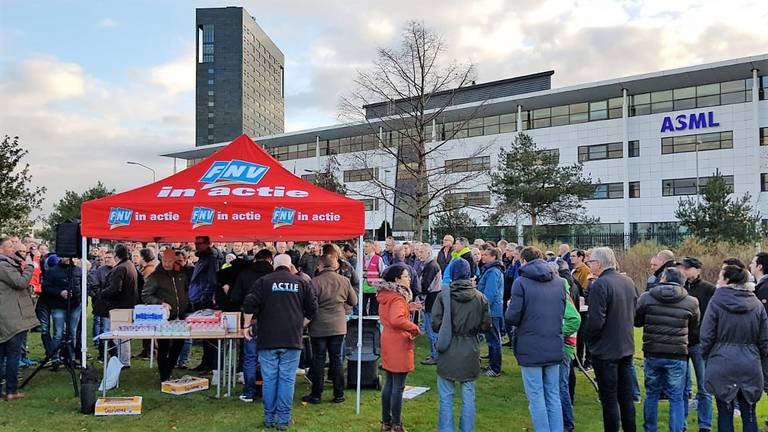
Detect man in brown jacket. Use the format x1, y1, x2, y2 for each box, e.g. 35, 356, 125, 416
303, 255, 358, 404
0, 236, 38, 400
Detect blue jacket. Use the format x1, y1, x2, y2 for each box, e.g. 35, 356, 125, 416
478, 261, 504, 317
189, 249, 219, 304
505, 259, 565, 367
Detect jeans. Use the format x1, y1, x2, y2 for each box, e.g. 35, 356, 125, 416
631, 361, 642, 400
716, 391, 758, 432
560, 356, 575, 432
437, 376, 475, 432
157, 339, 184, 381
520, 364, 563, 432
36, 300, 52, 357
93, 315, 109, 355
177, 339, 191, 365
242, 337, 258, 398
592, 355, 636, 432
485, 317, 503, 373
50, 306, 81, 363
309, 335, 345, 399
259, 348, 301, 426
382, 371, 408, 425
422, 311, 438, 360
684, 344, 713, 430
0, 332, 25, 394
643, 357, 686, 432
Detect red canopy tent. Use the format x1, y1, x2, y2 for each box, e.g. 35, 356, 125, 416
78, 134, 368, 412
81, 134, 365, 241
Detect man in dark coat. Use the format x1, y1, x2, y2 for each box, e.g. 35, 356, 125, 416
679, 256, 716, 430
417, 243, 442, 365
436, 235, 454, 272
586, 246, 637, 432
635, 267, 700, 432
40, 257, 82, 368
88, 251, 113, 358
189, 236, 219, 373
102, 243, 138, 366
505, 246, 566, 431
751, 252, 768, 311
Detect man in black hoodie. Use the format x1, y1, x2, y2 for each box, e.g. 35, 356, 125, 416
635, 267, 700, 432
245, 254, 316, 429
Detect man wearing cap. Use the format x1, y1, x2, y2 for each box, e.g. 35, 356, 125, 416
678, 256, 715, 431
245, 254, 317, 430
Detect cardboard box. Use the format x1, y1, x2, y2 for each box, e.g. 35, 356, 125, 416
109, 309, 133, 331
95, 396, 142, 416
222, 312, 241, 333
161, 376, 209, 395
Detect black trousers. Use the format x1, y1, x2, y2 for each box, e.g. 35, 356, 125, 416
157, 339, 185, 381
576, 312, 590, 365
592, 355, 636, 432
362, 293, 379, 316
309, 335, 345, 398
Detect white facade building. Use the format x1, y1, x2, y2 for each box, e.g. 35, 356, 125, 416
164, 54, 768, 240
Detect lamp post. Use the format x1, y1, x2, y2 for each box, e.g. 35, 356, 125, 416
126, 161, 156, 182
383, 169, 392, 238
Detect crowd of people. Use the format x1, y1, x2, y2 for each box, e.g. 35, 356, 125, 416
2, 233, 768, 432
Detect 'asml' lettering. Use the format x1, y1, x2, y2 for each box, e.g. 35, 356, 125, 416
272, 282, 299, 293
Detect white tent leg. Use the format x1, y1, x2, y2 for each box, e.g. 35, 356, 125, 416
81, 236, 88, 367
355, 235, 364, 415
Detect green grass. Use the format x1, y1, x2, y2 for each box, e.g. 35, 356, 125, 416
2, 328, 766, 431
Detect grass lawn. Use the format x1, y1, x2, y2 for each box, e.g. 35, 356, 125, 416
2, 328, 766, 431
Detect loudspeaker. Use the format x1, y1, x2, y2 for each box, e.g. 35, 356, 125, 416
55, 220, 82, 258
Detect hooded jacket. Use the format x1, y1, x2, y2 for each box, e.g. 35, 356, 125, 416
684, 276, 715, 336
477, 260, 504, 318
431, 279, 490, 381
635, 282, 700, 360
189, 248, 218, 305
41, 260, 83, 310
309, 268, 358, 337
87, 264, 113, 317
102, 258, 139, 310
755, 275, 768, 314
376, 281, 420, 373
0, 254, 37, 344
142, 265, 190, 320
238, 260, 275, 314
700, 285, 768, 404
505, 259, 566, 367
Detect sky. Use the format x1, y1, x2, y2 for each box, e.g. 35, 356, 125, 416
1, 0, 767, 217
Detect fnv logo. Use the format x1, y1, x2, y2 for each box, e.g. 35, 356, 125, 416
272, 207, 295, 229
199, 160, 269, 190
108, 207, 132, 229
191, 207, 215, 229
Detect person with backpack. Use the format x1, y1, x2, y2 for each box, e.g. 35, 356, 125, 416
432, 258, 491, 432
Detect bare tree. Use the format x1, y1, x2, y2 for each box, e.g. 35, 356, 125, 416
339, 21, 493, 241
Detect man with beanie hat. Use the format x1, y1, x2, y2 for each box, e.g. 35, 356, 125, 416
505, 246, 566, 432
432, 258, 491, 432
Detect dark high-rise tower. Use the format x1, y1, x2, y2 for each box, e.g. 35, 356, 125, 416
196, 7, 284, 147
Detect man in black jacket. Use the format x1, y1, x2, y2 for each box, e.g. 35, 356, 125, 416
751, 252, 768, 311
41, 258, 82, 369
245, 254, 316, 429
635, 267, 700, 432
679, 256, 716, 430
586, 247, 637, 432
142, 248, 190, 381
436, 235, 453, 272
102, 243, 138, 366
88, 251, 114, 358
417, 243, 441, 365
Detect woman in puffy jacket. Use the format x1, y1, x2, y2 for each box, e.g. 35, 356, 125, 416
700, 264, 768, 432
376, 264, 421, 432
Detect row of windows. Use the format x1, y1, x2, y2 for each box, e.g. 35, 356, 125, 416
662, 175, 734, 196
578, 141, 640, 162
444, 156, 491, 173
444, 191, 491, 207
630, 78, 755, 116
661, 131, 733, 154
528, 98, 623, 129
592, 183, 624, 199
428, 113, 518, 140
343, 168, 378, 183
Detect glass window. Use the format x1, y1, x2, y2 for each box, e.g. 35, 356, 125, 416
662, 175, 734, 196
499, 113, 517, 133
445, 156, 490, 173
592, 183, 623, 200
589, 101, 608, 121
629, 181, 640, 198
362, 199, 379, 211
578, 142, 623, 162
762, 173, 768, 192
343, 168, 379, 183
629, 140, 640, 158
444, 191, 491, 207
661, 131, 733, 154
608, 97, 623, 119
569, 102, 589, 124
761, 128, 768, 146
208, 79, 214, 85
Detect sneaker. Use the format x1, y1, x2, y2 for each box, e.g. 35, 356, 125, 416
175, 363, 188, 370
239, 394, 254, 403
5, 392, 26, 401
391, 424, 408, 432
485, 369, 501, 377
480, 354, 490, 360
263, 422, 275, 429
380, 422, 392, 432
301, 394, 321, 404
420, 357, 437, 366
276, 422, 293, 430
332, 396, 345, 403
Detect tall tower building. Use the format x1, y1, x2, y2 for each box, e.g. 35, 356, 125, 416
196, 7, 284, 147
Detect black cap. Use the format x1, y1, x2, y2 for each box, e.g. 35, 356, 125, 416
681, 257, 702, 269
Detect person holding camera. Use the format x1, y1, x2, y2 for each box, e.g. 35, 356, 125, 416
40, 256, 82, 371
0, 236, 38, 401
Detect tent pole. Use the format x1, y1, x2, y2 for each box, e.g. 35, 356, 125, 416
80, 236, 88, 367
355, 235, 364, 415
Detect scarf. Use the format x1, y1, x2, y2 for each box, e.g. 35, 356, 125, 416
373, 279, 412, 302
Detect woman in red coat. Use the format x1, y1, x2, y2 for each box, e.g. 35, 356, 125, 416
376, 264, 422, 432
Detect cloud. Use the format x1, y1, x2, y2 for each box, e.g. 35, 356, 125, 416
99, 18, 117, 29
145, 50, 196, 96
0, 56, 87, 108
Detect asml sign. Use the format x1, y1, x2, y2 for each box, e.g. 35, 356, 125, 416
660, 111, 719, 133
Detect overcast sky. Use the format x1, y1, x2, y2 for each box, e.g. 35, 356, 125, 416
1, 0, 767, 216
